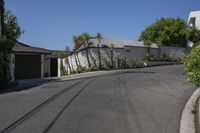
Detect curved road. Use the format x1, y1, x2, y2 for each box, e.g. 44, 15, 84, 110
0, 65, 196, 133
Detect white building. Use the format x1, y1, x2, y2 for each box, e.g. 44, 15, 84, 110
188, 11, 200, 29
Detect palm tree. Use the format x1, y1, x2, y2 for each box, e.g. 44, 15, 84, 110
0, 0, 5, 36
73, 36, 80, 49
72, 36, 81, 67
76, 35, 83, 66
96, 33, 102, 70
82, 33, 91, 68
109, 43, 114, 68
73, 49, 79, 68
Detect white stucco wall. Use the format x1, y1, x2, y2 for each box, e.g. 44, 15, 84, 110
65, 46, 187, 70
161, 46, 187, 59
58, 58, 61, 77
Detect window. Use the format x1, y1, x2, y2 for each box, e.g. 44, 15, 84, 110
189, 17, 196, 27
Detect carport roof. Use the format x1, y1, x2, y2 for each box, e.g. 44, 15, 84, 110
48, 50, 72, 58
12, 42, 51, 54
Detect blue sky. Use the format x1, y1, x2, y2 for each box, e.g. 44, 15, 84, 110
5, 0, 200, 50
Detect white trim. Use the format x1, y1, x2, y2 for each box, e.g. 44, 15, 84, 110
41, 55, 44, 78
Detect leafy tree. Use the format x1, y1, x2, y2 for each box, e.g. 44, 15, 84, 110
0, 0, 23, 87
82, 32, 91, 67
96, 33, 102, 69
4, 10, 23, 41
139, 18, 189, 48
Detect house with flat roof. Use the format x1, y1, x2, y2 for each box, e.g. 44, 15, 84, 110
188, 11, 200, 29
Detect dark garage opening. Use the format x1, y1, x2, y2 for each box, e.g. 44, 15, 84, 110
15, 54, 41, 80
50, 58, 58, 77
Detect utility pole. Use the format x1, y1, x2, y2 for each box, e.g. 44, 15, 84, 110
0, 0, 5, 36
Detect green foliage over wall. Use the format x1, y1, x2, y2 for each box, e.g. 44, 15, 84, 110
185, 44, 200, 87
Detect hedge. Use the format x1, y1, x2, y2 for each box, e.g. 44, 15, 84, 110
0, 38, 14, 87
185, 44, 200, 87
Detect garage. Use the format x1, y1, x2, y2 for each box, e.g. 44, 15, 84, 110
12, 42, 51, 80
15, 54, 41, 80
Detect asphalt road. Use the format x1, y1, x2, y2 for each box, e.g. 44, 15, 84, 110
0, 65, 196, 133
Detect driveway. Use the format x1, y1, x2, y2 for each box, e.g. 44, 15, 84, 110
0, 65, 196, 133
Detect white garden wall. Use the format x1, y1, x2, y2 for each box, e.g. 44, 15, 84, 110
160, 46, 187, 59
65, 46, 187, 70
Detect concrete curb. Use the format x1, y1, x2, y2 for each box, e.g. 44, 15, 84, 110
180, 88, 200, 133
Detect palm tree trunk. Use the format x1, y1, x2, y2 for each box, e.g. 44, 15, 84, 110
73, 52, 79, 68
97, 44, 101, 69
76, 53, 81, 66
85, 48, 91, 68
111, 50, 114, 68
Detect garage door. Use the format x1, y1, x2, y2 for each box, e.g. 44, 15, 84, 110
15, 54, 41, 80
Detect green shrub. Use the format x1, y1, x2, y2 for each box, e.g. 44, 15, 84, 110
127, 58, 144, 68
61, 64, 68, 76
91, 57, 98, 68
76, 66, 87, 73
102, 57, 112, 69
185, 45, 200, 87
89, 65, 98, 71
70, 69, 77, 74
143, 54, 180, 62
117, 58, 126, 68
0, 38, 14, 88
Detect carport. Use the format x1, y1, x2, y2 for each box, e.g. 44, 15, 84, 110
12, 42, 51, 80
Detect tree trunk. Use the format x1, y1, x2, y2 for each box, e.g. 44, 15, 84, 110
73, 52, 79, 68
97, 44, 101, 70
76, 53, 81, 66
148, 46, 150, 55
0, 0, 5, 35
159, 46, 161, 56
85, 48, 91, 68
111, 50, 114, 68
124, 57, 127, 69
